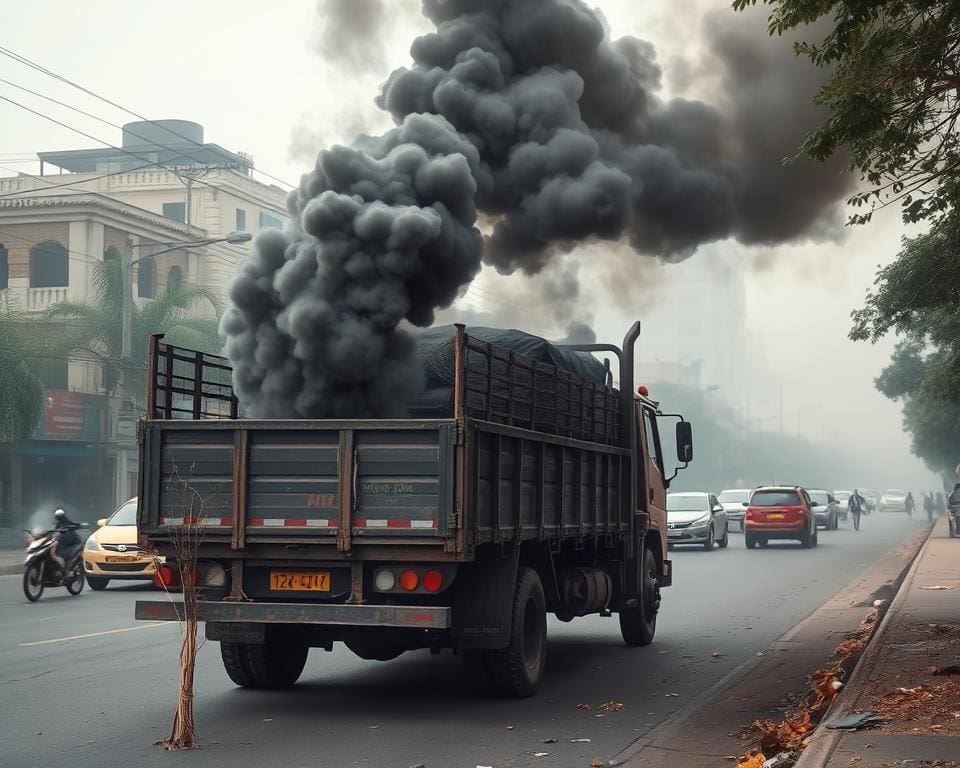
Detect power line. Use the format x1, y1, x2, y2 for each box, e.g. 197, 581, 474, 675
0, 45, 296, 191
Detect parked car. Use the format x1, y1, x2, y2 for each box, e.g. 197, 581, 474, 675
743, 486, 818, 549
82, 498, 157, 590
666, 492, 729, 551
880, 489, 908, 513
717, 489, 751, 532
833, 490, 851, 521
808, 489, 840, 530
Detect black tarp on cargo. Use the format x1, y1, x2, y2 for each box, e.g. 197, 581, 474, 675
410, 325, 613, 442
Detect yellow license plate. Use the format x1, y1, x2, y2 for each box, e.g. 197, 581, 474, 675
767, 513, 785, 520
105, 555, 136, 563
270, 571, 330, 592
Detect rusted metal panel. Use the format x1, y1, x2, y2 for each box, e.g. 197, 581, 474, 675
231, 430, 248, 551
337, 430, 354, 553
135, 599, 451, 629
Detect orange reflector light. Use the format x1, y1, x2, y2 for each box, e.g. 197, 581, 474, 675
399, 569, 419, 591
423, 569, 443, 593
637, 385, 650, 396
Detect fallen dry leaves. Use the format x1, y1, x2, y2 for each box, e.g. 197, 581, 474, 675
735, 750, 767, 768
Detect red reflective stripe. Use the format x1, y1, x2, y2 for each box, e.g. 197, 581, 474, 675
387, 519, 409, 528
285, 518, 307, 527
354, 519, 367, 528
249, 518, 264, 527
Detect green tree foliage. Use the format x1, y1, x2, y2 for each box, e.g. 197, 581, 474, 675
734, 0, 960, 224
872, 339, 960, 475
849, 212, 960, 474
46, 258, 222, 403
0, 310, 48, 441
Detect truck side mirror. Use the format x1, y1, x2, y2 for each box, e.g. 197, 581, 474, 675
675, 421, 693, 464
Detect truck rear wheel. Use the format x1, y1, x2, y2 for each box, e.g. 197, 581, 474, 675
220, 634, 309, 689
619, 545, 659, 647
483, 567, 547, 699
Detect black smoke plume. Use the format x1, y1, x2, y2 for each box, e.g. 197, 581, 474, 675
223, 0, 851, 418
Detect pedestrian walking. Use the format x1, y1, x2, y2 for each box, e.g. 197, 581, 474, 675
905, 491, 916, 519
923, 492, 935, 522
849, 488, 866, 531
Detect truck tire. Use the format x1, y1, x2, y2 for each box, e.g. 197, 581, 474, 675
220, 635, 309, 689
484, 567, 547, 699
619, 545, 659, 647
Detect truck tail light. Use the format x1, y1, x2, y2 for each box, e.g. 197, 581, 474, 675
153, 564, 179, 589
399, 569, 419, 591
423, 569, 443, 593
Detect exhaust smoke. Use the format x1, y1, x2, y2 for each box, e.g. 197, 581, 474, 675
223, 0, 852, 418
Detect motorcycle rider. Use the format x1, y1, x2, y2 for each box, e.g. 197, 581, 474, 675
849, 488, 867, 531
50, 508, 82, 575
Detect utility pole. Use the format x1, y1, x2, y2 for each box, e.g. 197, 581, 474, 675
779, 383, 784, 436
184, 176, 192, 226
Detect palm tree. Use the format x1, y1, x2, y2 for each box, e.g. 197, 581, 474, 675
0, 309, 49, 441
46, 257, 223, 404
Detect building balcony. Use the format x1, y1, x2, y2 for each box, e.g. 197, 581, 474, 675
26, 286, 68, 311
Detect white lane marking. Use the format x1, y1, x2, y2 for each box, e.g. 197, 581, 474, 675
19, 622, 174, 647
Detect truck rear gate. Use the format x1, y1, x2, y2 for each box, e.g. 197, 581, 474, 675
140, 421, 456, 550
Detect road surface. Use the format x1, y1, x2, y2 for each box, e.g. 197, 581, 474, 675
0, 512, 928, 768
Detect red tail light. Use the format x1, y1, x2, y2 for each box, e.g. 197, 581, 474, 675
423, 569, 443, 593
153, 564, 179, 589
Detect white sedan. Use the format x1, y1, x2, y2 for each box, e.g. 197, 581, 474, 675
666, 492, 729, 551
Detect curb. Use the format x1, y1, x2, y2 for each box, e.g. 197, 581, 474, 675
0, 563, 22, 576
793, 520, 938, 768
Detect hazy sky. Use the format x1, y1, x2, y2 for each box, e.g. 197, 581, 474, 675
0, 1, 940, 489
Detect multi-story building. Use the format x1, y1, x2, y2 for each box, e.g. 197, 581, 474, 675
0, 120, 287, 530
634, 242, 751, 416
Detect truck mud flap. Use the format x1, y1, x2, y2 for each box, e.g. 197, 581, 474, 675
136, 600, 451, 629
451, 547, 519, 650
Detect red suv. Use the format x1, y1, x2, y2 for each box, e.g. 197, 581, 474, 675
743, 486, 818, 549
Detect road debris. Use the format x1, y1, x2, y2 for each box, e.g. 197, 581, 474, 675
825, 713, 885, 731
590, 760, 606, 768
542, 738, 558, 744
931, 665, 960, 676
597, 701, 624, 713
571, 738, 592, 743
735, 752, 766, 768
577, 703, 591, 711
505, 725, 515, 730
533, 752, 549, 758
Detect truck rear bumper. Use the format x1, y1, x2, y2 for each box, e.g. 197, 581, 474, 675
135, 600, 451, 629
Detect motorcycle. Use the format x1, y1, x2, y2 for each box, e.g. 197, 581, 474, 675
22, 522, 88, 602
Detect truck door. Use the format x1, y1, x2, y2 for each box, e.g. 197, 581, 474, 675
637, 404, 667, 537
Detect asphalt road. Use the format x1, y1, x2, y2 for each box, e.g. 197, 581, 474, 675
0, 512, 930, 768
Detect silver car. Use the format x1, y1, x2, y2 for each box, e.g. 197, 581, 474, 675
718, 488, 751, 531
880, 489, 907, 513
666, 492, 729, 551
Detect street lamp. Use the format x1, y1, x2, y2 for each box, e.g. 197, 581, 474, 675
120, 230, 251, 361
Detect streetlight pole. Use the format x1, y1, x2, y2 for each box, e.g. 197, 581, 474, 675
119, 230, 252, 378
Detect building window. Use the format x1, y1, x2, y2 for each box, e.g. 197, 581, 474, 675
167, 265, 183, 290
29, 241, 69, 288
0, 244, 8, 290
259, 211, 282, 230
103, 245, 121, 265
137, 255, 156, 298
236, 208, 246, 231
163, 202, 186, 222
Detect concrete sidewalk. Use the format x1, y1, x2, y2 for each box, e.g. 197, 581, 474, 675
798, 515, 960, 767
